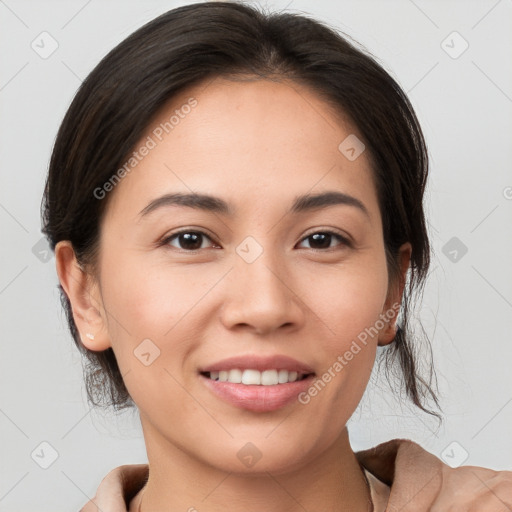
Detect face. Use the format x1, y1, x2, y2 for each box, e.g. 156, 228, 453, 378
59, 77, 410, 474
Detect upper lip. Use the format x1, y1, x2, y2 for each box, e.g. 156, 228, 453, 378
199, 354, 315, 375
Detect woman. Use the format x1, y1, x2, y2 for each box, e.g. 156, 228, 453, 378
41, 2, 511, 510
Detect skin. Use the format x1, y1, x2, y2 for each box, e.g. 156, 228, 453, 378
56, 77, 411, 511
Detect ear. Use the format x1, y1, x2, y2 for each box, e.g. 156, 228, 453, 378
378, 242, 412, 346
55, 240, 111, 351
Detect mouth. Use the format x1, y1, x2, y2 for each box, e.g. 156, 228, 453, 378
198, 355, 316, 412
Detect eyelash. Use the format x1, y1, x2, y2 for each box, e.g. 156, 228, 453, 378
158, 228, 353, 253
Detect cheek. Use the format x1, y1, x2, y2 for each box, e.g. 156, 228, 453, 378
97, 256, 226, 393
96, 257, 185, 375
299, 253, 388, 404
308, 255, 389, 352
100, 253, 211, 341
97, 262, 200, 411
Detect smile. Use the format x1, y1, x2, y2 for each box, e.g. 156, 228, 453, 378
202, 369, 311, 385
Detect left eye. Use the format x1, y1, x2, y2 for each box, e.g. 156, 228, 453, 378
162, 230, 350, 252
297, 231, 351, 250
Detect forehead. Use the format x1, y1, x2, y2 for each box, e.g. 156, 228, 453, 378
103, 77, 380, 225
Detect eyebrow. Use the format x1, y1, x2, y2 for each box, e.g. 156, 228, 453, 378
138, 191, 370, 219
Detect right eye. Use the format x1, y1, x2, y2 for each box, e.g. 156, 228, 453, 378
160, 230, 219, 252
160, 229, 221, 252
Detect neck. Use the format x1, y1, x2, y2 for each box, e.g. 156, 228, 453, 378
132, 418, 372, 512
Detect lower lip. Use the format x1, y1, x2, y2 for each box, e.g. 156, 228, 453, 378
200, 374, 315, 412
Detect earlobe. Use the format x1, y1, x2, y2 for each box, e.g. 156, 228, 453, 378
377, 321, 398, 346
377, 242, 412, 347
55, 241, 111, 352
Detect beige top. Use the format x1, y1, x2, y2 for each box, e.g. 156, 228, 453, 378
364, 468, 391, 511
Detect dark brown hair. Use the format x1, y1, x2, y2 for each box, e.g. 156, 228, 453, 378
42, 1, 441, 420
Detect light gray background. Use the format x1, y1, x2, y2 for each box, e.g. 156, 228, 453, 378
1, 0, 511, 510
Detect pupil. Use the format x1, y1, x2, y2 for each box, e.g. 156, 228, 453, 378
310, 233, 330, 249
181, 233, 201, 250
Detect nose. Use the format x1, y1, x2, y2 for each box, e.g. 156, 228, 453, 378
219, 249, 305, 336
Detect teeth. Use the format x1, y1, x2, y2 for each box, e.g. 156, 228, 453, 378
278, 369, 288, 383
261, 369, 278, 385
228, 369, 242, 383
207, 369, 304, 385
242, 369, 261, 385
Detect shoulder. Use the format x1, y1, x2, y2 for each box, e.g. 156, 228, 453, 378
80, 463, 149, 512
358, 438, 448, 509
356, 438, 442, 510
356, 438, 512, 511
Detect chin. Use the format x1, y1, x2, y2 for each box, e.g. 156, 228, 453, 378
196, 432, 318, 476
